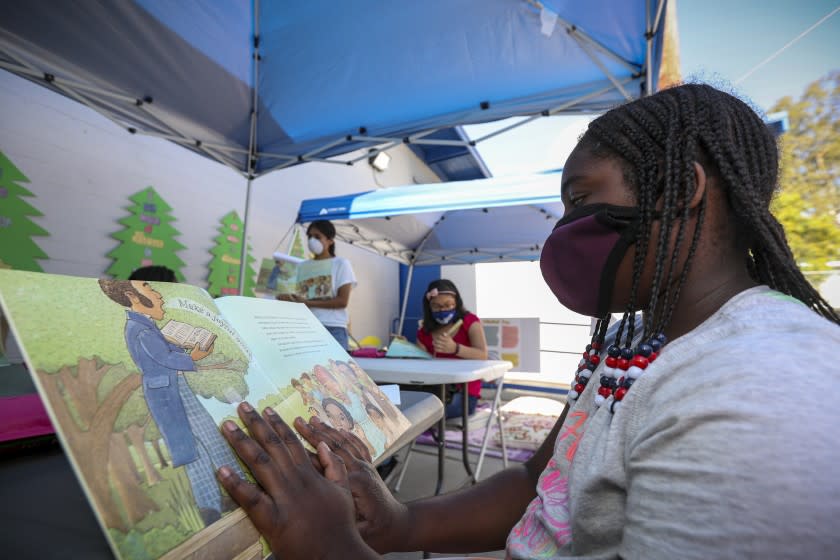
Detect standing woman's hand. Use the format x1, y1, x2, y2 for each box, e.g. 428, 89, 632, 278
217, 403, 379, 559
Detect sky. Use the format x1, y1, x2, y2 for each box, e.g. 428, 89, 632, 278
466, 0, 840, 176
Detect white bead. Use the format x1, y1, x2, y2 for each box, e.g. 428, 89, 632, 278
568, 390, 579, 400
579, 359, 586, 366
628, 366, 644, 379
579, 370, 591, 380
602, 366, 615, 378
594, 394, 605, 407
611, 401, 622, 413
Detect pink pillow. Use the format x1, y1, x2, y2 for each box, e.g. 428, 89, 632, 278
0, 394, 55, 443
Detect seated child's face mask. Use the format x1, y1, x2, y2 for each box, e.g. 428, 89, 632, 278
539, 203, 642, 318
432, 310, 457, 325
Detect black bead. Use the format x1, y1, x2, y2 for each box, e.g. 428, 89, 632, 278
586, 362, 597, 371
637, 343, 653, 357
620, 348, 634, 360
656, 333, 668, 344
586, 344, 592, 352
607, 345, 620, 358
600, 375, 611, 387
623, 378, 634, 388
649, 339, 662, 352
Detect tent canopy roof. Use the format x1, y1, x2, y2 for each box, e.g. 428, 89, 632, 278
297, 170, 565, 266
0, 0, 665, 176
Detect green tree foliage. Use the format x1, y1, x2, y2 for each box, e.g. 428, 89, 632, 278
207, 211, 256, 297
0, 151, 48, 271
107, 187, 186, 281
770, 72, 840, 272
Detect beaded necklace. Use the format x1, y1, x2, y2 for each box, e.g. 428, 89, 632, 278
568, 318, 667, 413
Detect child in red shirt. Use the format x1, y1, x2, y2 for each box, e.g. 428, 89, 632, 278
416, 279, 489, 418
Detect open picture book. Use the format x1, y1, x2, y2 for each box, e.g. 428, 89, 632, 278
0, 269, 411, 560
254, 252, 332, 300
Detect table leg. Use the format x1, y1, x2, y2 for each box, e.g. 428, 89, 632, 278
435, 384, 446, 496
461, 382, 475, 484
475, 377, 505, 479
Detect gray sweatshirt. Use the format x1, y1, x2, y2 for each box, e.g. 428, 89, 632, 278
507, 286, 840, 559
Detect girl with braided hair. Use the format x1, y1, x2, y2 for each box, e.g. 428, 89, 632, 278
215, 84, 840, 560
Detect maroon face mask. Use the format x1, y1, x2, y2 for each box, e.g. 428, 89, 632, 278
540, 204, 642, 318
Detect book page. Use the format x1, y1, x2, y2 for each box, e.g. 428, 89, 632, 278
385, 336, 433, 359
215, 296, 412, 462
295, 259, 332, 300
0, 270, 275, 560
253, 256, 300, 299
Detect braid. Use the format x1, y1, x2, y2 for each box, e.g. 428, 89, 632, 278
580, 83, 840, 332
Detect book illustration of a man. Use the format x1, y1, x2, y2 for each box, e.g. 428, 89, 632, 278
98, 279, 244, 527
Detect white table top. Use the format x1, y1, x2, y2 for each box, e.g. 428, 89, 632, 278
354, 358, 513, 385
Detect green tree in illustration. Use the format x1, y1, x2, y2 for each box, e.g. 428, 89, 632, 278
770, 72, 840, 276
0, 151, 48, 271
107, 187, 186, 281
207, 211, 255, 297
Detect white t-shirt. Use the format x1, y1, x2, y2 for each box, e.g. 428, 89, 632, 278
507, 286, 840, 559
310, 256, 356, 328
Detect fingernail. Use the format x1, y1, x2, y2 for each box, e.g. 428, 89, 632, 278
240, 401, 253, 412
264, 407, 277, 416
223, 420, 238, 432
318, 441, 331, 453
218, 466, 233, 479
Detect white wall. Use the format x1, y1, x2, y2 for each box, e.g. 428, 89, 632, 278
0, 72, 439, 341
475, 261, 591, 380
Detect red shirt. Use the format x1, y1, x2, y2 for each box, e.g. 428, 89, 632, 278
417, 312, 483, 397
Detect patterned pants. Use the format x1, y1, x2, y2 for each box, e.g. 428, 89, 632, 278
177, 375, 244, 512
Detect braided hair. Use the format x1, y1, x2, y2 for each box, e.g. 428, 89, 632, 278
579, 83, 839, 346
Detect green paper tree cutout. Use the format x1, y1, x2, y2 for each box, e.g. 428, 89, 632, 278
106, 187, 186, 281
207, 211, 256, 297
0, 151, 49, 271
287, 224, 308, 259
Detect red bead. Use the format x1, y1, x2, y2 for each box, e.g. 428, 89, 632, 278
617, 358, 631, 370
583, 351, 591, 359
574, 383, 585, 393
617, 376, 625, 386
648, 351, 658, 362
592, 342, 602, 350
614, 387, 628, 401
605, 356, 618, 368
631, 355, 649, 369
598, 386, 612, 397
589, 355, 600, 366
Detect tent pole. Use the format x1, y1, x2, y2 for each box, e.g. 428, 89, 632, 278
239, 0, 261, 294
397, 261, 415, 336
645, 0, 653, 96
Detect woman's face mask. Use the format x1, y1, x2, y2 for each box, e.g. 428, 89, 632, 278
308, 236, 325, 256
432, 309, 457, 325
539, 203, 642, 318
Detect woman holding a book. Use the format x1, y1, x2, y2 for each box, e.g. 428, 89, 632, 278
416, 279, 489, 418
279, 220, 357, 350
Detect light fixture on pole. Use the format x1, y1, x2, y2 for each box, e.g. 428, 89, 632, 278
368, 150, 391, 172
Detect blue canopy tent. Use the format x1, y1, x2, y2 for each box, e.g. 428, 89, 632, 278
0, 0, 666, 289
297, 170, 565, 333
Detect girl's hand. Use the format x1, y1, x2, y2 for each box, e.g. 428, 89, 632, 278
295, 416, 411, 553
432, 333, 457, 354
217, 403, 378, 559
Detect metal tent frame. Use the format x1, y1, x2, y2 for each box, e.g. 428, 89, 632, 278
0, 0, 667, 291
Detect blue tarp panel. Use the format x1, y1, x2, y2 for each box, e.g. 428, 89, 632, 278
297, 170, 565, 265
0, 1, 665, 176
